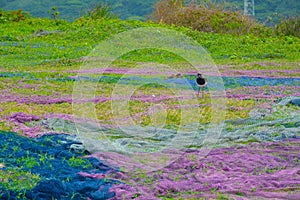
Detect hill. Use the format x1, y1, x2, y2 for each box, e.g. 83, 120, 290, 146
0, 0, 156, 21
0, 0, 299, 23
220, 0, 300, 24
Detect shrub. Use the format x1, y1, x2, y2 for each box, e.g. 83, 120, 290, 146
152, 0, 267, 35
0, 9, 30, 23
48, 6, 60, 20
85, 2, 117, 20
275, 15, 300, 38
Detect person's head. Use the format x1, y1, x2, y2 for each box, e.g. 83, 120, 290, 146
197, 73, 202, 77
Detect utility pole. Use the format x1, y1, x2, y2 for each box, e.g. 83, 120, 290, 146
244, 0, 255, 16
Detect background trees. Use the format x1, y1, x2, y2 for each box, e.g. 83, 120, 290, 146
0, 0, 298, 23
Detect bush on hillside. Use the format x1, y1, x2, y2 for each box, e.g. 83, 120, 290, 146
0, 9, 30, 23
152, 0, 267, 35
85, 2, 117, 20
275, 16, 300, 38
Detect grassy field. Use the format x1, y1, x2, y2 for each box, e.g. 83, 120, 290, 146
0, 15, 300, 199
0, 17, 299, 128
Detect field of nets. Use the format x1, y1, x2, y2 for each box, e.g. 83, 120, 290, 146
0, 18, 300, 200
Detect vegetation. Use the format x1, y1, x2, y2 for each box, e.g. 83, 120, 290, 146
152, 0, 267, 35
84, 2, 117, 20
0, 169, 41, 191
100, 0, 157, 20
0, 0, 299, 23
0, 3, 299, 199
275, 15, 300, 38
0, 9, 30, 23
0, 7, 299, 133
218, 0, 300, 25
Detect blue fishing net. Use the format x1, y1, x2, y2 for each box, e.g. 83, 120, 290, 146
0, 131, 117, 200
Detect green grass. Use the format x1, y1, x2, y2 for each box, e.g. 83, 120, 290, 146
0, 168, 41, 191
68, 156, 92, 168
0, 13, 299, 199
0, 15, 298, 133
0, 17, 299, 72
